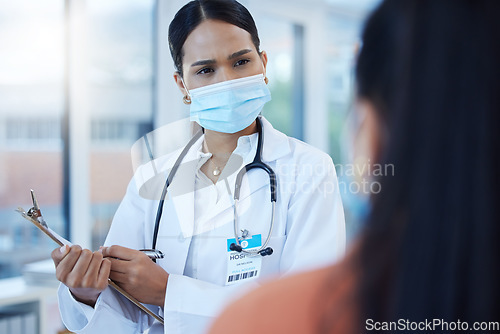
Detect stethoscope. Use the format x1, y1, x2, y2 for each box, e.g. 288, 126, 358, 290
151, 116, 276, 258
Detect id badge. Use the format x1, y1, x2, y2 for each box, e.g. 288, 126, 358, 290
225, 234, 262, 286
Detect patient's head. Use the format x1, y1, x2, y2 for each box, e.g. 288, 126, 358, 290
351, 0, 499, 327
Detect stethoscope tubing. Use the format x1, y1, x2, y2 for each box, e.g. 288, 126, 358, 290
151, 116, 276, 256
233, 200, 275, 256
151, 129, 203, 251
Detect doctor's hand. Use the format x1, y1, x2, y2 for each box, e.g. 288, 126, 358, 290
101, 245, 169, 307
51, 245, 111, 308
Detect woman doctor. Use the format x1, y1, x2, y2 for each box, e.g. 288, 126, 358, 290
51, 1, 345, 333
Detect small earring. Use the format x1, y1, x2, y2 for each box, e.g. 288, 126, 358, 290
264, 77, 269, 84
183, 95, 191, 105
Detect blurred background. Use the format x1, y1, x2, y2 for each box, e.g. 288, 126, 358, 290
0, 0, 379, 332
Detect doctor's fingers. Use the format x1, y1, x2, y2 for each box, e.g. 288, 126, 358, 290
55, 247, 107, 288
108, 258, 153, 285
95, 257, 112, 289
108, 269, 148, 291
108, 270, 130, 285
106, 257, 130, 274
53, 244, 84, 277
54, 245, 90, 285
101, 245, 142, 261
51, 245, 70, 267
78, 252, 111, 289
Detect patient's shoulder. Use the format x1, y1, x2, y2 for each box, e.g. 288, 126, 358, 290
210, 252, 359, 334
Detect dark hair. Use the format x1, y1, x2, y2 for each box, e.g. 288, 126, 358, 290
168, 0, 261, 77
348, 0, 499, 331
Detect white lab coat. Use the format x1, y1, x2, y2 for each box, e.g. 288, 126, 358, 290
57, 117, 345, 334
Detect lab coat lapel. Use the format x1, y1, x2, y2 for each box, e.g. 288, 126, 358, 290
259, 116, 291, 162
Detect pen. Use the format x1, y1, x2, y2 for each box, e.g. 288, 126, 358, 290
139, 249, 165, 260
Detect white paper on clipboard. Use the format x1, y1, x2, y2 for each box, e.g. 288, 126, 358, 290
46, 226, 72, 246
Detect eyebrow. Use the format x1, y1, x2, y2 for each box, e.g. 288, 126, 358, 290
228, 49, 252, 60
191, 59, 216, 67
190, 49, 253, 67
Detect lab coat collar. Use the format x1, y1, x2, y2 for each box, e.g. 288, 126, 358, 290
258, 116, 291, 163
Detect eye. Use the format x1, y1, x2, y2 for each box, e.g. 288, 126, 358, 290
234, 59, 250, 67
196, 67, 214, 75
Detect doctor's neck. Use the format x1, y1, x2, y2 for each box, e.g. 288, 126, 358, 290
203, 120, 258, 157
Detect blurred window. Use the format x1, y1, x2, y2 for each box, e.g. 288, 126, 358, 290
327, 14, 361, 163
326, 13, 371, 240
0, 0, 65, 278
257, 16, 301, 138
0, 0, 155, 278
87, 0, 155, 250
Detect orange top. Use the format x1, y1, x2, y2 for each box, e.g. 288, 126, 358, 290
209, 249, 359, 334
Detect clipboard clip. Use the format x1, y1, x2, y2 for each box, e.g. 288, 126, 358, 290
16, 190, 68, 247
26, 189, 48, 228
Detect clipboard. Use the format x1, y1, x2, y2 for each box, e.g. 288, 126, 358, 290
16, 190, 165, 325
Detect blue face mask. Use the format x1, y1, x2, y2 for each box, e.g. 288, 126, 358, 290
338, 108, 373, 234
339, 174, 372, 223
187, 74, 271, 133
